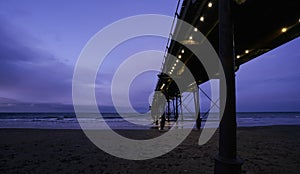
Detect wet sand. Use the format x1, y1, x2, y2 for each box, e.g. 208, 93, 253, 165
0, 125, 299, 173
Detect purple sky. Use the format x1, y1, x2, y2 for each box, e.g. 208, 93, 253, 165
0, 0, 299, 112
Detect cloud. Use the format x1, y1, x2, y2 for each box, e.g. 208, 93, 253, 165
0, 16, 73, 104
236, 38, 300, 111
0, 15, 154, 112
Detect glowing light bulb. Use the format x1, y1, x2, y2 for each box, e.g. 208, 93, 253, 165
245, 50, 249, 54
236, 55, 240, 59
181, 49, 185, 54
178, 55, 182, 59
194, 28, 198, 32
176, 59, 179, 63
189, 36, 193, 40
200, 16, 204, 22
281, 27, 287, 33
208, 2, 213, 8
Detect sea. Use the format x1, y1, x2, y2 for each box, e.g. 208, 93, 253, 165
0, 112, 299, 129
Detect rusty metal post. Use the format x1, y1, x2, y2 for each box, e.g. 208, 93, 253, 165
215, 0, 243, 173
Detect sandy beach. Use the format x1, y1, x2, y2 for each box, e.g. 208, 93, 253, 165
0, 125, 299, 174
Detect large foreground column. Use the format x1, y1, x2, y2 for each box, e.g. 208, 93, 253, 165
214, 0, 243, 173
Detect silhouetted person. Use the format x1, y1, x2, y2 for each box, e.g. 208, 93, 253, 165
196, 112, 202, 129
160, 112, 166, 130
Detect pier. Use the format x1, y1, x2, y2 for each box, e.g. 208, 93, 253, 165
151, 0, 300, 173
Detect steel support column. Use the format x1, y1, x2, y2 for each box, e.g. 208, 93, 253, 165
167, 99, 171, 122
215, 0, 243, 173
175, 95, 179, 121
179, 95, 183, 123
193, 87, 201, 129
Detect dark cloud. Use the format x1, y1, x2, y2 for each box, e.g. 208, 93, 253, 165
0, 16, 73, 104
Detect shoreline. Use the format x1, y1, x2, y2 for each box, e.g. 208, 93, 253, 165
1, 124, 300, 130
1, 112, 299, 130
0, 125, 299, 173
0, 123, 299, 130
